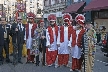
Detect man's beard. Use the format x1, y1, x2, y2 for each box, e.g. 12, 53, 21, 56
50, 23, 55, 27
64, 23, 68, 26
28, 21, 32, 23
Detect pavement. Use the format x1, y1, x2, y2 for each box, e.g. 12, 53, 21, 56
0, 45, 108, 72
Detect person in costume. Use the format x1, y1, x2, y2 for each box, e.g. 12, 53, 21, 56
82, 21, 97, 72
70, 14, 85, 72
57, 13, 72, 67
46, 14, 58, 67
100, 26, 107, 46
25, 12, 37, 63
37, 20, 46, 66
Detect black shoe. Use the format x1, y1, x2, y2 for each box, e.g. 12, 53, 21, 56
32, 61, 35, 63
35, 62, 40, 66
105, 64, 108, 66
18, 61, 23, 64
42, 62, 45, 66
36, 63, 39, 66
6, 59, 12, 63
10, 53, 13, 56
0, 61, 3, 65
26, 61, 31, 64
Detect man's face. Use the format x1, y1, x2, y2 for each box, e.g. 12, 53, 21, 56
1, 18, 6, 25
76, 24, 81, 29
29, 18, 34, 23
50, 21, 55, 25
17, 17, 22, 24
40, 22, 44, 27
85, 24, 90, 29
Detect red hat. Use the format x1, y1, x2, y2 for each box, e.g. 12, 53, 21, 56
39, 20, 44, 24
63, 13, 72, 25
27, 12, 36, 19
47, 14, 56, 21
75, 14, 85, 26
63, 13, 72, 21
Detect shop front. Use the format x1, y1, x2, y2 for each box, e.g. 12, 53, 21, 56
93, 10, 108, 32
62, 1, 86, 19
83, 0, 108, 32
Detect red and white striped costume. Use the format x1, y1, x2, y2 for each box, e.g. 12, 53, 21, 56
71, 14, 85, 71
25, 12, 37, 63
46, 14, 58, 66
57, 13, 73, 66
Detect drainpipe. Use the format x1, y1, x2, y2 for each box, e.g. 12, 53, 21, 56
65, 0, 67, 8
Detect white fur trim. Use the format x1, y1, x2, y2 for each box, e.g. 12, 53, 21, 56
49, 20, 56, 21
63, 13, 72, 20
28, 17, 33, 19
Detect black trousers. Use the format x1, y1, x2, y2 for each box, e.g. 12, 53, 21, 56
36, 55, 39, 65
13, 43, 23, 62
18, 44, 23, 61
96, 34, 101, 43
42, 46, 46, 65
0, 46, 3, 62
4, 39, 9, 60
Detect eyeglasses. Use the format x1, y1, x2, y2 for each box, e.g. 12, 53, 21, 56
50, 21, 55, 22
29, 18, 33, 20
18, 19, 22, 20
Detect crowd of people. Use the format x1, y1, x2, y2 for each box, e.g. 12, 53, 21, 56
0, 12, 107, 72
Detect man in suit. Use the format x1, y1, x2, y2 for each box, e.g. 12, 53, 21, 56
11, 16, 25, 64
1, 17, 11, 63
0, 18, 4, 65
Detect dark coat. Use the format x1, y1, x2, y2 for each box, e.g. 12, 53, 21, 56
4, 24, 11, 43
0, 24, 4, 46
11, 23, 25, 44
40, 29, 46, 47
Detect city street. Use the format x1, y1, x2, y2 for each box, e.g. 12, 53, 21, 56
0, 46, 108, 72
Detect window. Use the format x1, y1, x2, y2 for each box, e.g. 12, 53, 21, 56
99, 11, 108, 18
30, 0, 32, 3
94, 10, 108, 19
74, 0, 79, 2
37, 9, 41, 14
51, 0, 55, 5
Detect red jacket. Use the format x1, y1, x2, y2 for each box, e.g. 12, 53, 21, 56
25, 23, 37, 39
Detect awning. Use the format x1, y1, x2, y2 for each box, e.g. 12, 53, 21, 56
62, 2, 85, 13
83, 0, 108, 11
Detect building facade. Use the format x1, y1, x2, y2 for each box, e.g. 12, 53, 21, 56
25, 0, 43, 19
65, 0, 91, 20
0, 0, 44, 22
43, 0, 66, 26
84, 0, 108, 32
43, 0, 92, 26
